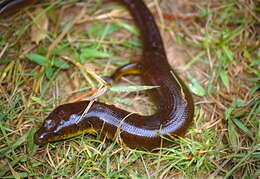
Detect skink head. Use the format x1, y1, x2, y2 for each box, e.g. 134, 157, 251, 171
34, 101, 93, 144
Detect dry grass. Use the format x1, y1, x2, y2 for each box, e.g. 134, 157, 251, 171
0, 0, 259, 178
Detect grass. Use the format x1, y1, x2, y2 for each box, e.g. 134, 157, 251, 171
0, 0, 259, 178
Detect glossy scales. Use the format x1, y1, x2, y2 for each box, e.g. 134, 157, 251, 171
1, 0, 194, 151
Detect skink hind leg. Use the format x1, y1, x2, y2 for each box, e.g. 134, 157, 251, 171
0, 0, 36, 17
103, 63, 142, 84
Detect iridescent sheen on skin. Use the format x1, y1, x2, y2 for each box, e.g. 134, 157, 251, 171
0, 0, 194, 150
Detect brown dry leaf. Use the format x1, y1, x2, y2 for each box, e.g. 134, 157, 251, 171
31, 7, 49, 44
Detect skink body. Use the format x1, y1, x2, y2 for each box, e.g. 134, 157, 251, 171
0, 0, 194, 150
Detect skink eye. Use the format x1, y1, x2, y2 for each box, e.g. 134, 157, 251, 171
43, 119, 54, 129
59, 120, 65, 125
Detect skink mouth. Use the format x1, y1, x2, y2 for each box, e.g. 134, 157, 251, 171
34, 128, 50, 145
34, 134, 45, 145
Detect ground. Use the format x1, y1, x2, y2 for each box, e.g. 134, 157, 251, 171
0, 0, 259, 178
